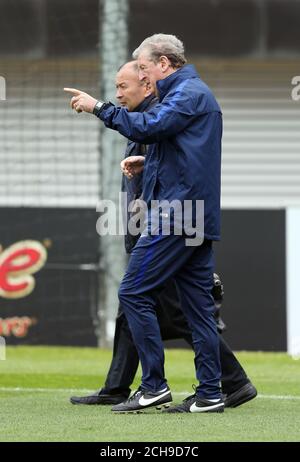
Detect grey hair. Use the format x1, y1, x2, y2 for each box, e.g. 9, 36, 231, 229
132, 34, 187, 69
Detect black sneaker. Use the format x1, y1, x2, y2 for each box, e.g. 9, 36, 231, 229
70, 388, 130, 405
163, 393, 224, 414
224, 382, 257, 408
111, 386, 172, 413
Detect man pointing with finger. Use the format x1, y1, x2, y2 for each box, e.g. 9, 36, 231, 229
65, 34, 224, 414
64, 88, 97, 113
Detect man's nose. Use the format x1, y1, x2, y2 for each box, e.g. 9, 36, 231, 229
138, 70, 147, 81
116, 89, 123, 99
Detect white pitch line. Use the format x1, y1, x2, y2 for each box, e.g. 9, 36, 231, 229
0, 387, 300, 401
0, 387, 94, 393
257, 394, 300, 401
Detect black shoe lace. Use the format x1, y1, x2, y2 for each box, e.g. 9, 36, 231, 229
126, 387, 143, 403
182, 384, 197, 403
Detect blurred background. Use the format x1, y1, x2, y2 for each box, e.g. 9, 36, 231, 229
0, 0, 299, 353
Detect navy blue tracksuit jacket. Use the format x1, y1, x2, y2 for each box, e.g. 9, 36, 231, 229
95, 65, 223, 399
98, 65, 222, 241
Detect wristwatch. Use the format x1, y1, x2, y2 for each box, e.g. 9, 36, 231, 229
93, 100, 105, 115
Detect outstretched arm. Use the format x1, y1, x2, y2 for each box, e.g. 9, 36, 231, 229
64, 82, 207, 144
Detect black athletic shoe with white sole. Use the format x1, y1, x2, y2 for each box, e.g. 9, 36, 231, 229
111, 386, 172, 413
163, 393, 224, 414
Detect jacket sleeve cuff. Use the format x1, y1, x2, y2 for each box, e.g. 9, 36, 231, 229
93, 101, 113, 117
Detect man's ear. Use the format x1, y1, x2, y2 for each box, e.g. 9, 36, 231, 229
159, 55, 171, 73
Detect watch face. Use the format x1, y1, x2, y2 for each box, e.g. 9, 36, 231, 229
94, 101, 104, 114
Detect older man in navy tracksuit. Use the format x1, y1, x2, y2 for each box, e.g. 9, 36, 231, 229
68, 62, 256, 412
65, 34, 224, 414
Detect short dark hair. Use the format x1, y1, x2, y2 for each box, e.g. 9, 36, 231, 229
118, 60, 138, 72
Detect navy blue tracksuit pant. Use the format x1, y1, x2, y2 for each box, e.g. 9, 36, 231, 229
118, 233, 222, 399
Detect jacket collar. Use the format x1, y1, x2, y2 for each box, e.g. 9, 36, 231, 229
156, 64, 199, 101
133, 94, 157, 112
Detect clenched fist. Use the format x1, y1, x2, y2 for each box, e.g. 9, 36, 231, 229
120, 156, 145, 179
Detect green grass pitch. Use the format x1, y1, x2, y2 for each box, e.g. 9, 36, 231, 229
0, 346, 300, 442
